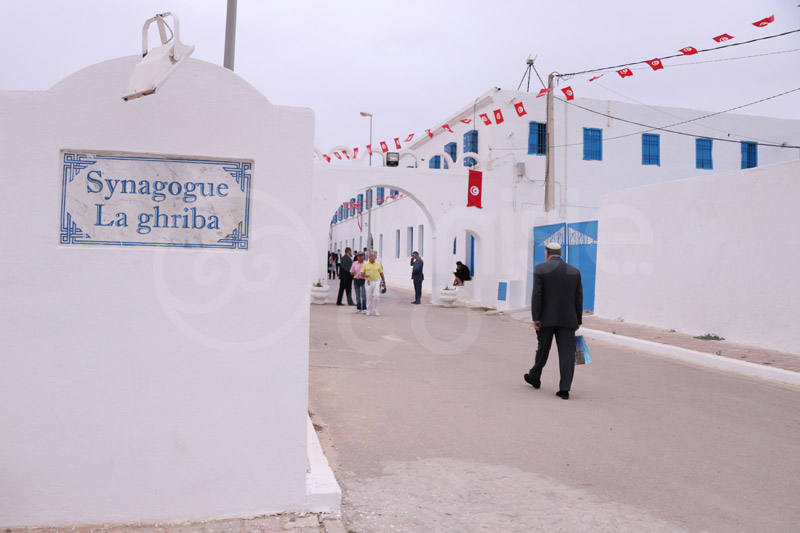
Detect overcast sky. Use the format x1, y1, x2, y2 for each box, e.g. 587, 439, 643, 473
2, 0, 798, 152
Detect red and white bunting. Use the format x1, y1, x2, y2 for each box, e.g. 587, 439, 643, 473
379, 141, 389, 153
343, 150, 351, 159
752, 15, 774, 27
460, 119, 472, 124
514, 102, 527, 117
536, 88, 549, 98
394, 137, 402, 149
334, 151, 342, 160
493, 109, 504, 124
679, 46, 698, 55
367, 144, 373, 155
588, 75, 604, 82
353, 147, 359, 158
404, 133, 415, 142
561, 86, 574, 101
713, 33, 734, 42
617, 68, 633, 78
479, 113, 492, 125
323, 154, 331, 162
646, 58, 664, 71
425, 129, 434, 138
442, 124, 454, 133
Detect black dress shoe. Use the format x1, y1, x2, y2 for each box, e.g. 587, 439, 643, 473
523, 374, 541, 389
556, 390, 570, 400
336, 303, 344, 306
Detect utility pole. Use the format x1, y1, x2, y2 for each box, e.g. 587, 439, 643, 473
544, 72, 556, 213
223, 0, 237, 71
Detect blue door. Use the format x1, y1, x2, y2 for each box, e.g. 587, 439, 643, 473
533, 223, 566, 268
533, 221, 597, 312
567, 221, 598, 312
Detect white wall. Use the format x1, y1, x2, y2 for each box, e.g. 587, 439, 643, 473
0, 57, 314, 526
594, 161, 800, 354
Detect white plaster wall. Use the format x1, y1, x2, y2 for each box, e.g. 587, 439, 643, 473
0, 57, 314, 526
408, 89, 800, 224
594, 161, 800, 354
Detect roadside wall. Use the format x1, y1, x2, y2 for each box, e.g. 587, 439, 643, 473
594, 160, 800, 354
0, 57, 314, 526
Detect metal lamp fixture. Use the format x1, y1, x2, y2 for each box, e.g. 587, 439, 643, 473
123, 12, 195, 101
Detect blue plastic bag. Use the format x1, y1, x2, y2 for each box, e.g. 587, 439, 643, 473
575, 335, 592, 365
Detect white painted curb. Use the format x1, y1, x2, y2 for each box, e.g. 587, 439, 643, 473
580, 328, 800, 388
306, 416, 342, 512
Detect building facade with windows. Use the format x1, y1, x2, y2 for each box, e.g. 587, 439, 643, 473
323, 87, 800, 309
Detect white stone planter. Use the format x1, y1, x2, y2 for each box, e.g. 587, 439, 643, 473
310, 285, 330, 305
439, 288, 459, 307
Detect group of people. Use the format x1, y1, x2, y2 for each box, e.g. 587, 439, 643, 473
335, 247, 386, 316
330, 240, 584, 398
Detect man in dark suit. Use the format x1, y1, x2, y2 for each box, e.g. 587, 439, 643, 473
525, 242, 583, 399
410, 251, 424, 304
336, 247, 355, 306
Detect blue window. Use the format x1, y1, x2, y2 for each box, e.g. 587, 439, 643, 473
642, 134, 660, 166
453, 237, 457, 254
741, 142, 757, 169
343, 202, 349, 219
696, 138, 713, 169
528, 122, 546, 155
357, 193, 364, 213
365, 188, 372, 210
377, 186, 385, 205
445, 142, 457, 167
349, 198, 356, 217
463, 130, 478, 167
337, 205, 343, 222
583, 128, 602, 161
429, 155, 441, 169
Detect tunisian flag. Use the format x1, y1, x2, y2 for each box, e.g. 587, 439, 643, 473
514, 102, 527, 117
379, 141, 389, 153
467, 170, 483, 209
493, 109, 504, 124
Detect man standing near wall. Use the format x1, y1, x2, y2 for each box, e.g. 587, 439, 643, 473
336, 247, 354, 306
361, 251, 386, 316
525, 243, 583, 399
410, 251, 424, 304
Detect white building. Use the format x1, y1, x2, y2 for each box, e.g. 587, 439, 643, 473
322, 87, 800, 314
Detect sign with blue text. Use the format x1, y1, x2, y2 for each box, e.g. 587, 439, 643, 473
60, 151, 252, 249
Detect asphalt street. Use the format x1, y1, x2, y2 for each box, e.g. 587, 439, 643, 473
309, 288, 800, 533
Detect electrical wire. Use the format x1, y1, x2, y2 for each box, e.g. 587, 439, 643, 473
623, 47, 800, 71
551, 87, 800, 148
491, 87, 800, 150
557, 28, 800, 78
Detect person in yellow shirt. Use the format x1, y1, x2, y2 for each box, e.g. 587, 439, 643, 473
360, 251, 386, 316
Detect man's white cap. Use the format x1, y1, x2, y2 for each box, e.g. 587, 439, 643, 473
546, 243, 562, 252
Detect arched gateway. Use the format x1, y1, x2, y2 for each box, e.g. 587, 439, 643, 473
312, 164, 494, 305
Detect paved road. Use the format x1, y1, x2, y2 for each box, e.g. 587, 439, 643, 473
309, 289, 800, 533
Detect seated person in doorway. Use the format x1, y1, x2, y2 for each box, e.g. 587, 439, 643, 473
453, 261, 471, 286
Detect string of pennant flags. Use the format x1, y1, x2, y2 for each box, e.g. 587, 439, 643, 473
321, 9, 797, 162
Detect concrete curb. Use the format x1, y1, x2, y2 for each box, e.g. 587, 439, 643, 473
580, 328, 800, 388
306, 416, 342, 512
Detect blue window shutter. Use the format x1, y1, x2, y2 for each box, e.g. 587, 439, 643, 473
445, 142, 457, 166
696, 138, 712, 169
642, 134, 660, 165
350, 198, 356, 217
528, 122, 546, 155
463, 130, 478, 167
429, 155, 441, 169
377, 186, 385, 205
741, 142, 757, 169
583, 128, 602, 161
357, 193, 364, 213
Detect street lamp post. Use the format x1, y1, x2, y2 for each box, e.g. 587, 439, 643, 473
360, 111, 374, 254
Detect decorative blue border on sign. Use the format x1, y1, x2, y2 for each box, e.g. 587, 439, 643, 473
59, 152, 252, 250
